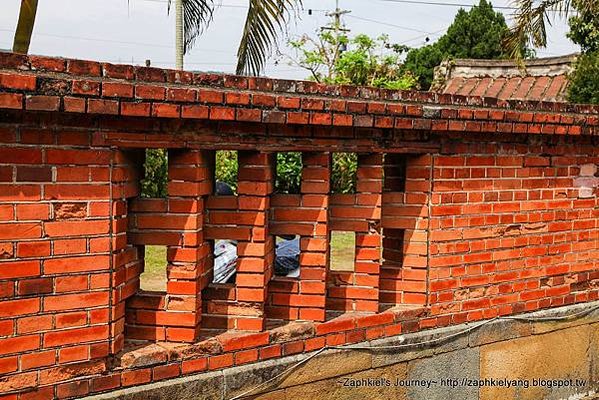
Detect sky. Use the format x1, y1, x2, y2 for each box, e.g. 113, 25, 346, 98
0, 0, 579, 80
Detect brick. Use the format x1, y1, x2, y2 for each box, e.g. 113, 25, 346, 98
210, 106, 235, 120
26, 95, 60, 111
44, 220, 109, 237
0, 356, 17, 374
135, 85, 165, 100
208, 353, 233, 370
44, 292, 109, 312
152, 364, 180, 381
21, 350, 56, 370
72, 80, 100, 95
0, 260, 40, 279
31, 56, 66, 72
68, 59, 101, 76
0, 73, 36, 90
43, 255, 110, 274
0, 92, 22, 109
17, 277, 52, 295
43, 325, 108, 347
102, 82, 134, 98
0, 335, 40, 356
219, 332, 269, 352
57, 380, 89, 399
181, 104, 209, 119
122, 368, 151, 387
87, 98, 118, 114
152, 103, 180, 118
121, 101, 150, 117
91, 374, 121, 393
181, 358, 207, 374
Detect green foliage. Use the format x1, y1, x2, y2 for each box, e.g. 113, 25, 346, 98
436, 0, 509, 59
567, 51, 599, 104
401, 45, 445, 91
215, 150, 238, 191
565, 2, 599, 105
287, 32, 418, 90
568, 2, 599, 53
138, 149, 359, 198
403, 0, 517, 89
275, 152, 302, 194
331, 153, 358, 194
141, 149, 168, 198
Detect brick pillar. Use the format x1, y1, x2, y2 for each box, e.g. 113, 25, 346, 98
234, 151, 275, 331
110, 150, 144, 354
164, 149, 213, 341
380, 154, 431, 307
353, 153, 383, 312
298, 152, 330, 322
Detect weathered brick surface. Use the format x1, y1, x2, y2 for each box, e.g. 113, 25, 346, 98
0, 52, 599, 399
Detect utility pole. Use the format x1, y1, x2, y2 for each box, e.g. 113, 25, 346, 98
321, 0, 351, 36
321, 0, 351, 60
175, 0, 184, 70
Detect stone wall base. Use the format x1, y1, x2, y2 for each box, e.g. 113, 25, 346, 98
83, 301, 599, 400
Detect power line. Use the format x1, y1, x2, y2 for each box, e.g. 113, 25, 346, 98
374, 0, 577, 13
376, 0, 517, 10
0, 27, 234, 55
400, 27, 448, 44
133, 0, 328, 12
346, 15, 432, 34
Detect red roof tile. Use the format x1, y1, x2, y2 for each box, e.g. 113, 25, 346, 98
432, 54, 577, 102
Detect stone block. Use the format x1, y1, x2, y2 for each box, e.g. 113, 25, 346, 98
480, 325, 592, 400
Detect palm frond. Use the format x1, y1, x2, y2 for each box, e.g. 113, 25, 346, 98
504, 0, 598, 60
236, 0, 302, 76
168, 0, 216, 54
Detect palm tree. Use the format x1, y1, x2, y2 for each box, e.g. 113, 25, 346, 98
149, 0, 304, 74
12, 0, 38, 54
12, 0, 302, 75
505, 0, 599, 59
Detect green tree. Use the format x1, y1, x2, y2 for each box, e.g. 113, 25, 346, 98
331, 153, 358, 194
403, 0, 516, 89
568, 6, 599, 53
275, 152, 302, 194
565, 2, 599, 104
567, 52, 599, 104
215, 150, 238, 191
286, 32, 418, 90
401, 45, 445, 91
141, 149, 168, 198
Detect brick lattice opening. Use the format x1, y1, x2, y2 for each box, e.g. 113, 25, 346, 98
329, 231, 356, 272
139, 245, 168, 292
2, 52, 599, 399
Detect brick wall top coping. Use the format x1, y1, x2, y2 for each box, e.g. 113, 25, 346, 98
1, 51, 598, 137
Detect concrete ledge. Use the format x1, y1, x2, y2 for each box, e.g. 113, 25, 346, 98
83, 301, 599, 400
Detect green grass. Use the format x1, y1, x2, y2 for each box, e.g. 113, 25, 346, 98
140, 246, 167, 292
330, 231, 356, 271
141, 232, 356, 291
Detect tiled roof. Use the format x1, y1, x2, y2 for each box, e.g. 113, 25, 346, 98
431, 54, 577, 102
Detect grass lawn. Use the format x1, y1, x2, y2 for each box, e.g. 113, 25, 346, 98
140, 231, 357, 291
330, 231, 356, 271
140, 245, 167, 292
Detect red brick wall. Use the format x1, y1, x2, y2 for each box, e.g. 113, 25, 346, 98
427, 137, 599, 324
0, 126, 117, 394
1, 52, 599, 399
